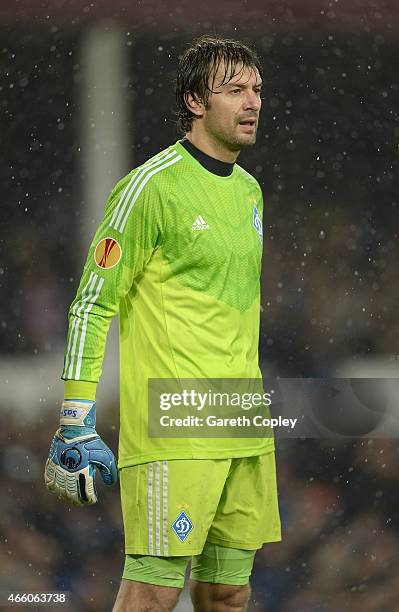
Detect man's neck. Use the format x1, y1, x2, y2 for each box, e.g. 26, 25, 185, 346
180, 137, 234, 177
185, 132, 240, 164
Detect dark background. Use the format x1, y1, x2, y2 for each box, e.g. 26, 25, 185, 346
1, 2, 398, 610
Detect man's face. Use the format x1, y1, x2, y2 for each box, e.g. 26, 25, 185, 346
200, 62, 262, 151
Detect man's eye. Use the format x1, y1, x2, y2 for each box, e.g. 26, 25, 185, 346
231, 89, 241, 94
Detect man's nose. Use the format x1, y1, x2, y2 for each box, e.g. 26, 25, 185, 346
243, 90, 261, 111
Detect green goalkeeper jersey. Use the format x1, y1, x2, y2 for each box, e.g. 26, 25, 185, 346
62, 140, 274, 467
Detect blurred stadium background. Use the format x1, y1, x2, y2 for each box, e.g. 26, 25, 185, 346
1, 1, 399, 610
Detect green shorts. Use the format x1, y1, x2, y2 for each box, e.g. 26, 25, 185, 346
120, 451, 281, 556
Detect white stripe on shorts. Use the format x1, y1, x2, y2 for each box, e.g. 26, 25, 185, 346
155, 461, 161, 555
162, 461, 168, 556
148, 463, 153, 554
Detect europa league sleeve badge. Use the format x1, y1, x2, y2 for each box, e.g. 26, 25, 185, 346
94, 237, 122, 270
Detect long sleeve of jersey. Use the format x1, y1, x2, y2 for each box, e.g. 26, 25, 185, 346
62, 163, 165, 400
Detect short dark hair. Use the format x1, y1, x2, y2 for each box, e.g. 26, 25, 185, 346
175, 35, 263, 133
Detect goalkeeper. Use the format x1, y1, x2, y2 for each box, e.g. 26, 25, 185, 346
45, 34, 281, 612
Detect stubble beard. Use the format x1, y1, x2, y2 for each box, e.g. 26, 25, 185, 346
211, 124, 258, 153
224, 129, 257, 151
235, 131, 257, 148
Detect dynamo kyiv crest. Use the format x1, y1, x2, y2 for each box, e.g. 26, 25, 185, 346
253, 205, 263, 241
172, 511, 193, 542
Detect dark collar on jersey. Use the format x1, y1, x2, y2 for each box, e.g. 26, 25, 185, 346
179, 137, 234, 177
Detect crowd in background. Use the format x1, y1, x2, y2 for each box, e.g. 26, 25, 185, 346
1, 26, 398, 611
1, 30, 398, 373
2, 417, 399, 611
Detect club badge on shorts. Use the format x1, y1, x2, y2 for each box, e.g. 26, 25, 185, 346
172, 511, 193, 542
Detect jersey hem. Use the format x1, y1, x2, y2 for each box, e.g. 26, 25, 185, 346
118, 441, 275, 469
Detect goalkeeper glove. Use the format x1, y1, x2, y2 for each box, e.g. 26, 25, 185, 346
44, 399, 117, 506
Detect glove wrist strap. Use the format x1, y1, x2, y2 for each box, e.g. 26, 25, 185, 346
59, 399, 96, 428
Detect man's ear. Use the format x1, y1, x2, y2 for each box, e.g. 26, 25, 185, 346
184, 92, 205, 118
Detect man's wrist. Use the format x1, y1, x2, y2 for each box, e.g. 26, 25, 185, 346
63, 380, 97, 401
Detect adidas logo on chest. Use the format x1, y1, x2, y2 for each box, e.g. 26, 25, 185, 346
192, 215, 209, 231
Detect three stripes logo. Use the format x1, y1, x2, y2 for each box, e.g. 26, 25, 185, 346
192, 215, 209, 231
94, 237, 121, 269
148, 461, 169, 555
